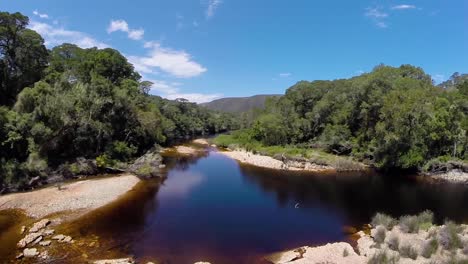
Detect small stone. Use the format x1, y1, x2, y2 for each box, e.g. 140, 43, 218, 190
23, 248, 39, 258
31, 236, 43, 245
17, 232, 43, 248
39, 240, 51, 246
93, 258, 135, 264
39, 250, 49, 259
88, 242, 96, 247
61, 236, 72, 243
29, 219, 51, 233
52, 234, 65, 241
20, 226, 26, 234
16, 253, 24, 259
158, 164, 166, 169
43, 229, 55, 236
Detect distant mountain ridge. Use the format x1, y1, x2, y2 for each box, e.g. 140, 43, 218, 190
201, 94, 282, 113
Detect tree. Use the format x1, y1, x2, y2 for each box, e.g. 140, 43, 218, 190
0, 12, 48, 106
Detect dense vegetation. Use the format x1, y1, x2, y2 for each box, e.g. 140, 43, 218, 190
216, 65, 467, 171
201, 94, 281, 113
0, 12, 238, 190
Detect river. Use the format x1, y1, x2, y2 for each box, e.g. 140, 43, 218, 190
2, 147, 468, 263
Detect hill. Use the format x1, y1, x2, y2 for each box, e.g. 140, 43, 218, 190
201, 94, 281, 113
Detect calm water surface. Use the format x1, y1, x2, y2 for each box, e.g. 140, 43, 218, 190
10, 148, 468, 263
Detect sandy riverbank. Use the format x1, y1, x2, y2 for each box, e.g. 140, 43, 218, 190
0, 174, 140, 218
218, 149, 334, 172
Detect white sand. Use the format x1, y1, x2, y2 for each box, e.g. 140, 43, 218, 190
218, 149, 332, 172
0, 174, 140, 218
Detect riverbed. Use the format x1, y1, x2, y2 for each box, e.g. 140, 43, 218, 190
1, 147, 468, 263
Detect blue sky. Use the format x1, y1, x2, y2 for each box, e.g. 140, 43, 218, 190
2, 1, 468, 102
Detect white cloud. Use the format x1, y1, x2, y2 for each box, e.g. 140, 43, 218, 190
392, 5, 416, 10
206, 0, 222, 19
107, 19, 144, 40
29, 21, 108, 49
365, 7, 389, 28
128, 42, 207, 78
279, 73, 291, 78
145, 79, 222, 103
33, 10, 49, 19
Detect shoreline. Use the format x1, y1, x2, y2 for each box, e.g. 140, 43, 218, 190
217, 148, 368, 172
0, 174, 140, 218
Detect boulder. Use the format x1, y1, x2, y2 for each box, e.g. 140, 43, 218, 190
93, 258, 135, 264
17, 232, 43, 248
23, 248, 39, 258
128, 149, 164, 178
30, 219, 50, 233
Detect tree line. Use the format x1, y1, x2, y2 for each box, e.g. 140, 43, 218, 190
0, 12, 238, 189
228, 65, 467, 171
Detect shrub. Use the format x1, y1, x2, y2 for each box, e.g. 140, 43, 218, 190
439, 221, 463, 251
417, 210, 434, 231
399, 215, 420, 233
368, 250, 399, 264
371, 213, 396, 229
421, 238, 439, 258
387, 234, 400, 251
96, 154, 113, 168
374, 226, 386, 244
399, 244, 418, 260
107, 141, 137, 161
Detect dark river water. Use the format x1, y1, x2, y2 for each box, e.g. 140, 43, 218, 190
2, 148, 468, 263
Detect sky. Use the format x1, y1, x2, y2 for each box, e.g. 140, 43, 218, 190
2, 1, 468, 103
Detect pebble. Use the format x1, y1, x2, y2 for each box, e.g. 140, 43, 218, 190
20, 226, 26, 234
31, 236, 43, 245
52, 234, 65, 241
23, 248, 39, 258
39, 240, 51, 246
39, 250, 49, 259
30, 219, 51, 233
43, 229, 55, 236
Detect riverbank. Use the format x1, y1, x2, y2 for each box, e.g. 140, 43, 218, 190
0, 174, 140, 218
266, 212, 468, 264
217, 148, 368, 172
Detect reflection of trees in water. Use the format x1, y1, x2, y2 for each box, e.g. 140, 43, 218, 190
162, 151, 210, 171
240, 165, 468, 225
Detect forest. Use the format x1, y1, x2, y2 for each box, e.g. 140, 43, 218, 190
217, 65, 468, 172
0, 12, 238, 190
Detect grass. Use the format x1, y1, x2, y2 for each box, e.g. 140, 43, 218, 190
439, 221, 463, 251
387, 234, 400, 251
421, 238, 439, 258
371, 213, 397, 230
374, 226, 386, 244
367, 250, 399, 264
399, 210, 434, 233
399, 244, 418, 260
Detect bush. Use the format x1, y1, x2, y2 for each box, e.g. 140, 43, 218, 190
399, 215, 420, 233
96, 154, 113, 168
418, 210, 434, 231
368, 250, 399, 264
439, 221, 463, 250
374, 226, 386, 244
399, 244, 418, 260
387, 234, 400, 251
421, 238, 439, 258
371, 213, 396, 229
107, 141, 137, 161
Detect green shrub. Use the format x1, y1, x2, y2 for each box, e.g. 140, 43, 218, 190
107, 141, 137, 161
371, 213, 396, 229
96, 154, 113, 168
399, 244, 418, 260
417, 210, 434, 231
374, 226, 386, 244
367, 250, 399, 264
421, 238, 439, 258
399, 215, 420, 233
439, 221, 463, 250
387, 234, 400, 251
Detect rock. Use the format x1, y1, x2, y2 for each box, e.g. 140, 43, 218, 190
93, 258, 135, 264
23, 248, 39, 258
39, 240, 51, 246
43, 229, 54, 236
158, 164, 166, 169
128, 149, 164, 178
16, 253, 24, 259
31, 236, 43, 245
52, 234, 65, 241
39, 250, 49, 259
28, 176, 41, 187
61, 236, 72, 243
17, 232, 43, 248
30, 219, 51, 233
20, 226, 26, 234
